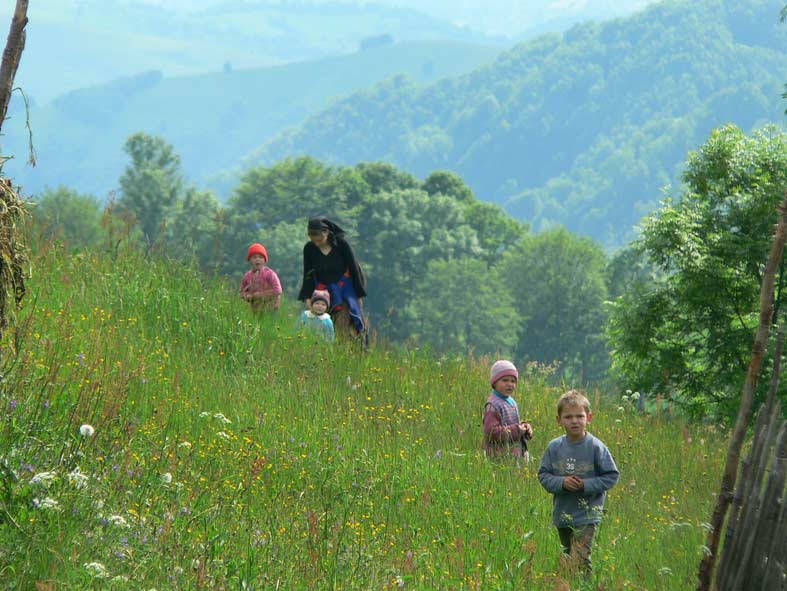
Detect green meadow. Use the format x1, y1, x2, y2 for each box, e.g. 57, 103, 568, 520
0, 242, 725, 590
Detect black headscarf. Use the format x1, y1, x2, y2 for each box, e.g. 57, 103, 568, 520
308, 217, 346, 240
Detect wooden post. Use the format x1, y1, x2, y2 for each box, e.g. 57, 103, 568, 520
743, 424, 787, 591
0, 0, 29, 135
697, 195, 787, 591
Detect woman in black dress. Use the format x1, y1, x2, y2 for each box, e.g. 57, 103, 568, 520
298, 217, 366, 338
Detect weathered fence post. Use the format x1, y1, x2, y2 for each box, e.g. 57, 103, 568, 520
697, 195, 787, 591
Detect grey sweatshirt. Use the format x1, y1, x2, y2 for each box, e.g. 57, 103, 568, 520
538, 433, 619, 527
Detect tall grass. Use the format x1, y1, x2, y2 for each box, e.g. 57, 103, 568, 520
0, 240, 726, 590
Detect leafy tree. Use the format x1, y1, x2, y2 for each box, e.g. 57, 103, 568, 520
407, 257, 519, 355
118, 132, 183, 246
422, 170, 474, 202
499, 226, 609, 382
168, 187, 221, 267
607, 125, 787, 420
354, 188, 482, 340
32, 186, 103, 248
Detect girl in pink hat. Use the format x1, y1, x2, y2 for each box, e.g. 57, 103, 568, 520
482, 360, 534, 463
240, 242, 282, 313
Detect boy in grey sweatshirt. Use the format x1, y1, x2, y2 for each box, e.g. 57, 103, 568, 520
538, 390, 619, 575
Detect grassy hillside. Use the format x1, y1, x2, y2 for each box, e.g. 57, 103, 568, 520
0, 240, 725, 589
1, 41, 501, 199
251, 0, 787, 247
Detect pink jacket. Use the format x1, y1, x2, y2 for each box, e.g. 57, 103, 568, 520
240, 267, 282, 308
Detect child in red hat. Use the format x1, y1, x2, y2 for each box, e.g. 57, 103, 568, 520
240, 243, 282, 313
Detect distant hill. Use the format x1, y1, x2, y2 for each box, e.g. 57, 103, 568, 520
2, 0, 502, 103
0, 41, 501, 197
248, 0, 787, 246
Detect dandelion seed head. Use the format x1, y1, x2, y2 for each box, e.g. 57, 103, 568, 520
79, 424, 95, 437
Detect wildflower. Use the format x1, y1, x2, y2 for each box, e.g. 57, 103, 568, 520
9, 399, 17, 411
43, 399, 50, 409
77, 352, 86, 366
31, 471, 57, 487
33, 497, 62, 511
213, 412, 232, 424
79, 424, 95, 437
621, 395, 629, 402
217, 431, 230, 440
435, 450, 442, 460
161, 472, 173, 485
631, 391, 641, 401
107, 515, 130, 528
83, 561, 109, 578
68, 467, 89, 489
617, 406, 625, 412
657, 566, 673, 577
178, 441, 192, 449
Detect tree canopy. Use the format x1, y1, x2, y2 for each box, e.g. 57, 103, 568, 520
607, 124, 787, 420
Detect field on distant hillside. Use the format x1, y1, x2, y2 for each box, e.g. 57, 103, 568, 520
0, 242, 726, 590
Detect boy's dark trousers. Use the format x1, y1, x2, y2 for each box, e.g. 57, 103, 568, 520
557, 524, 597, 574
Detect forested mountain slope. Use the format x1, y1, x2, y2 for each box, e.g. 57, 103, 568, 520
252, 0, 787, 245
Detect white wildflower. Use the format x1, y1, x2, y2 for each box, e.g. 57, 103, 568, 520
621, 395, 629, 402
615, 419, 622, 423
178, 441, 192, 448
83, 561, 109, 578
79, 424, 95, 437
30, 471, 57, 487
217, 431, 230, 440
199, 411, 211, 418
34, 497, 62, 511
617, 406, 625, 412
107, 514, 130, 528
631, 391, 641, 401
161, 472, 172, 485
657, 567, 673, 577
213, 412, 232, 424
68, 467, 89, 489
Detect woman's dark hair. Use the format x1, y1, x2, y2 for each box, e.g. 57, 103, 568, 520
308, 217, 346, 243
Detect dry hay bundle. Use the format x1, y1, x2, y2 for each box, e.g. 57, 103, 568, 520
0, 176, 27, 335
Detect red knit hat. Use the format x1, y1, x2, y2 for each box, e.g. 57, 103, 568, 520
490, 360, 518, 387
247, 243, 268, 262
311, 289, 330, 307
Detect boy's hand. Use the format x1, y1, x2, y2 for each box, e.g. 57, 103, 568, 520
562, 475, 584, 492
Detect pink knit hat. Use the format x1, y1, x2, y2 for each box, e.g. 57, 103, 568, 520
490, 360, 518, 387
311, 289, 330, 307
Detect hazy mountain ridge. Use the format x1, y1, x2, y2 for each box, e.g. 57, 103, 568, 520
0, 41, 501, 197
249, 0, 787, 246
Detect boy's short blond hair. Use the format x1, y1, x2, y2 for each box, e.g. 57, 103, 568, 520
557, 389, 591, 416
